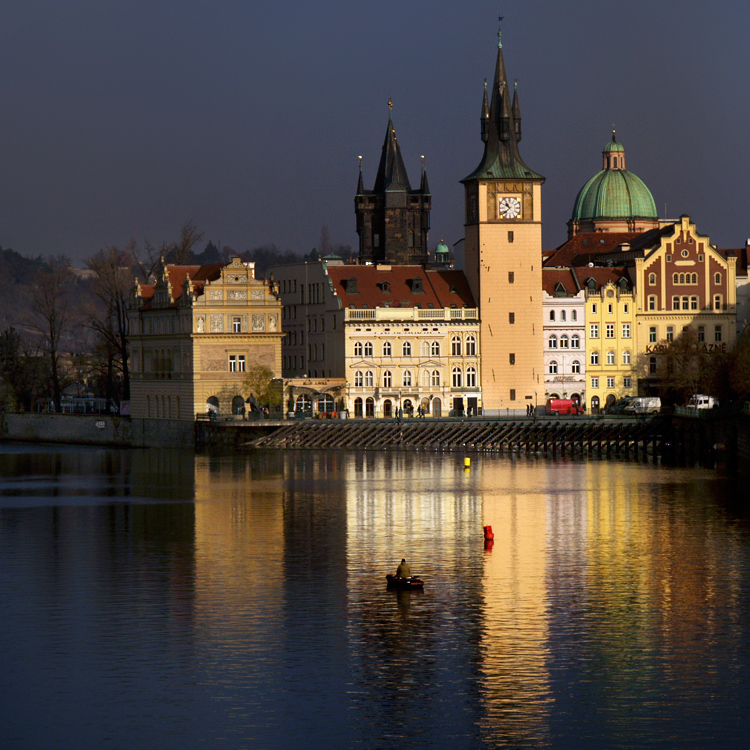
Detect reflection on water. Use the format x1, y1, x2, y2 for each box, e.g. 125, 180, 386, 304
0, 445, 748, 749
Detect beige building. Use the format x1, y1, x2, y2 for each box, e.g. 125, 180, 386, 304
129, 257, 283, 420
269, 260, 481, 417
462, 33, 544, 414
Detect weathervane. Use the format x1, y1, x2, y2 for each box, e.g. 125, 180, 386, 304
388, 96, 393, 111
498, 14, 504, 48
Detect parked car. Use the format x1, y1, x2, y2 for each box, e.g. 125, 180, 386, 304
545, 398, 582, 416
606, 397, 635, 415
624, 396, 661, 415
687, 394, 719, 409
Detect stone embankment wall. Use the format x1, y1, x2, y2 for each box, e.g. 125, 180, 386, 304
0, 413, 194, 449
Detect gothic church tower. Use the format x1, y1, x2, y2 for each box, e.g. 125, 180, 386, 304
462, 25, 544, 412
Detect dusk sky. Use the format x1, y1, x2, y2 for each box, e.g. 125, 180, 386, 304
2, 0, 748, 266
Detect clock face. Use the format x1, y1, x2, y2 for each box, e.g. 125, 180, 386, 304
498, 196, 521, 219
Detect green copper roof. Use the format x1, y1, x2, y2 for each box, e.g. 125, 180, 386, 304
435, 240, 449, 255
571, 169, 657, 222
603, 132, 625, 153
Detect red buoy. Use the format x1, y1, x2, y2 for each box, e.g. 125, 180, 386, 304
483, 525, 494, 540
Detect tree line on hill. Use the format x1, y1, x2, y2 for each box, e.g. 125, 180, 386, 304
0, 222, 353, 414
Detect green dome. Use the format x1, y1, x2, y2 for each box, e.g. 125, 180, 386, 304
435, 240, 450, 256
603, 138, 625, 153
571, 168, 657, 222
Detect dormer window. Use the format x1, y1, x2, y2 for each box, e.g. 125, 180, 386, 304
410, 277, 424, 293
449, 284, 457, 294
379, 280, 391, 293
344, 278, 359, 294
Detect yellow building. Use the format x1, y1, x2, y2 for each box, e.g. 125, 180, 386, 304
462, 28, 544, 414
129, 256, 283, 420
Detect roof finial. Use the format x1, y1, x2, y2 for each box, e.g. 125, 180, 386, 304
612, 125, 616, 141
388, 96, 393, 111
421, 154, 425, 174
358, 155, 363, 170
497, 14, 504, 48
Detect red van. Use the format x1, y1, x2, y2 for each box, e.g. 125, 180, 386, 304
545, 398, 582, 416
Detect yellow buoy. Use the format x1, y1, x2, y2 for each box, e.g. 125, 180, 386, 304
464, 457, 471, 468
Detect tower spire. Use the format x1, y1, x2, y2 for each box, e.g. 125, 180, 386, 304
481, 79, 490, 143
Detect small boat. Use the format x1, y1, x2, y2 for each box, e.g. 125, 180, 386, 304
386, 574, 424, 589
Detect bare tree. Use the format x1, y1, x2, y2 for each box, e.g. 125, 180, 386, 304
85, 246, 133, 402
29, 256, 74, 412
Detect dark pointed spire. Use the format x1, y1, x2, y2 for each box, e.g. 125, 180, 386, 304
512, 80, 521, 142
356, 155, 364, 194
462, 26, 543, 182
373, 101, 412, 193
420, 155, 430, 194
481, 79, 490, 143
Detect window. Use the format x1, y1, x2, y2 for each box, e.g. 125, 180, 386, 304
403, 341, 411, 356
509, 312, 515, 324
421, 369, 431, 387
452, 367, 462, 388
607, 303, 613, 315
509, 353, 515, 365
466, 367, 477, 387
451, 335, 461, 356
606, 351, 615, 365
672, 297, 680, 310
623, 303, 629, 314
590, 324, 599, 339
591, 303, 598, 314
698, 326, 705, 343
607, 377, 615, 389
571, 310, 577, 321
682, 297, 690, 310
550, 310, 555, 321
364, 342, 373, 357
714, 295, 723, 310
560, 335, 569, 348
354, 342, 363, 357
431, 370, 441, 386
229, 355, 245, 372
623, 376, 632, 388
354, 371, 363, 387
510, 389, 516, 401
622, 323, 631, 338
715, 325, 722, 342
673, 273, 679, 284
508, 271, 515, 283
421, 341, 431, 357
649, 327, 657, 343
715, 272, 722, 284
691, 296, 698, 310
606, 323, 615, 339
402, 370, 413, 386
383, 341, 392, 356
232, 316, 241, 333
508, 232, 514, 243
383, 370, 392, 387
465, 336, 476, 356
431, 341, 440, 356
666, 326, 674, 342
623, 350, 631, 365
649, 273, 656, 285
364, 371, 374, 387
649, 357, 657, 375
571, 360, 580, 374
549, 335, 558, 349
591, 377, 599, 389
648, 296, 656, 311
571, 335, 580, 348
590, 351, 599, 366
549, 360, 558, 374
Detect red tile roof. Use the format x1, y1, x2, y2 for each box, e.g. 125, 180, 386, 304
138, 263, 224, 309
325, 265, 475, 309
544, 232, 641, 267
542, 268, 581, 296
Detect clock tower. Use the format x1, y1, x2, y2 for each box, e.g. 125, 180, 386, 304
462, 24, 544, 413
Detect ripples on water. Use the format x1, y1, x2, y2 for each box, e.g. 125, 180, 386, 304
0, 445, 749, 749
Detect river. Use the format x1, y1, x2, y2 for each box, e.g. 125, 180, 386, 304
0, 444, 748, 749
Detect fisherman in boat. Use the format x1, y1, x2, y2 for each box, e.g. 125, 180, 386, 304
396, 559, 411, 579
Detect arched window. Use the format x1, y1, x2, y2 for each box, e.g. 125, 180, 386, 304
421, 369, 431, 387
383, 370, 392, 388
623, 350, 631, 365
402, 341, 411, 357
364, 342, 373, 357
550, 310, 555, 321
591, 351, 599, 366
465, 335, 476, 356
431, 341, 440, 356
571, 360, 580, 374
421, 341, 431, 357
383, 341, 392, 356
383, 399, 393, 417
354, 342, 363, 357
466, 366, 477, 387
715, 272, 722, 284
549, 360, 558, 374
354, 371, 364, 387
571, 310, 577, 321
549, 335, 558, 349
365, 397, 375, 417
452, 367, 462, 388
692, 273, 698, 284
606, 351, 615, 365
572, 335, 580, 348
431, 370, 440, 386
402, 370, 412, 387
561, 310, 566, 321
364, 371, 374, 387
649, 273, 656, 285
354, 398, 363, 417
560, 335, 569, 348
451, 335, 461, 356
